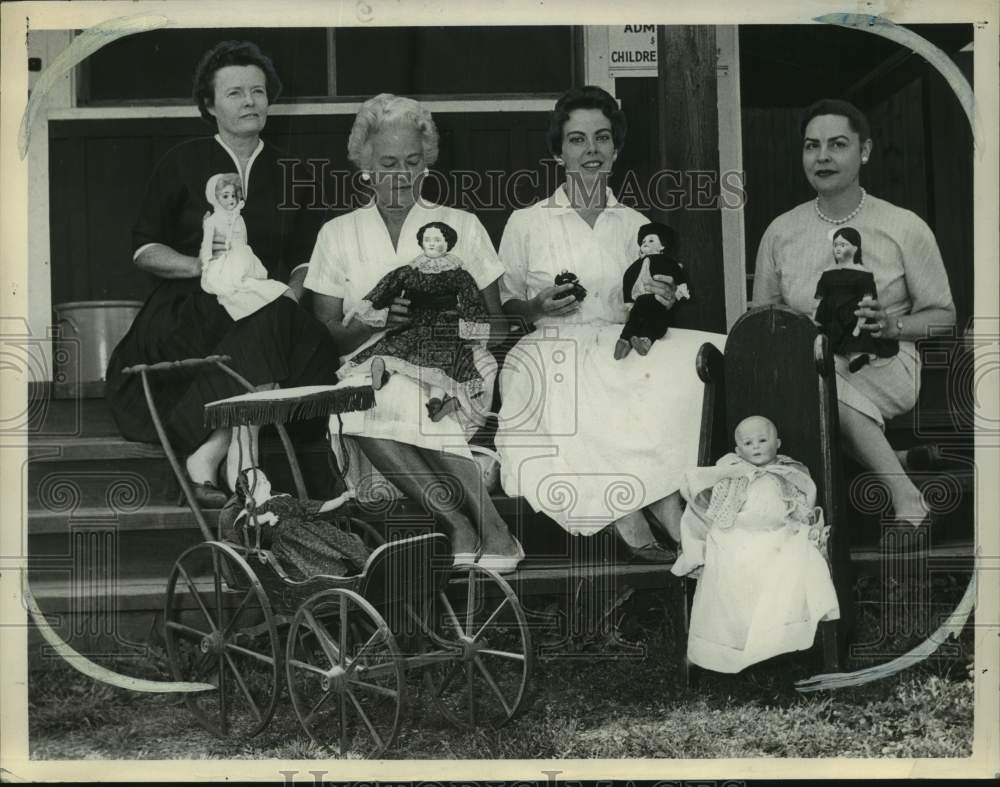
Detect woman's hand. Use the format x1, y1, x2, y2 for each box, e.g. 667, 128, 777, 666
645, 274, 678, 309
386, 296, 412, 329
854, 295, 897, 339
528, 283, 579, 321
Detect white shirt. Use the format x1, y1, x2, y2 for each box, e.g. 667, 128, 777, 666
498, 185, 648, 325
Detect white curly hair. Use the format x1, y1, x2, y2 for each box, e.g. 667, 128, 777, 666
347, 93, 439, 171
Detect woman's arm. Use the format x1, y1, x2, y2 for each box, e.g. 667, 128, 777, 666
500, 285, 578, 326
312, 293, 375, 354
135, 243, 203, 279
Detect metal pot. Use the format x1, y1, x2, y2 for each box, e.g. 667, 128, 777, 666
52, 300, 143, 398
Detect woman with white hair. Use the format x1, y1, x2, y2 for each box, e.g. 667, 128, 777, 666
305, 94, 523, 571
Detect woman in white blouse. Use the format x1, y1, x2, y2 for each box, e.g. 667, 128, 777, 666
305, 94, 522, 571
495, 86, 725, 561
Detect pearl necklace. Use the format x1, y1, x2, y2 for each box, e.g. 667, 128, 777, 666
815, 188, 866, 225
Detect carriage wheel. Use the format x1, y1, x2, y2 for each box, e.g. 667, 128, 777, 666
286, 588, 405, 758
422, 565, 533, 729
162, 541, 281, 738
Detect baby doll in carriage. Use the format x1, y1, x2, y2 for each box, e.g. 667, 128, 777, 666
670, 416, 840, 673
615, 222, 691, 360
200, 173, 291, 321
813, 226, 898, 373
340, 221, 492, 422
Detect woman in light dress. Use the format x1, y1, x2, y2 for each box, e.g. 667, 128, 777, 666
306, 94, 522, 571
495, 86, 726, 561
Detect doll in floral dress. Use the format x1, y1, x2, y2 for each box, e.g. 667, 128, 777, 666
340, 221, 492, 421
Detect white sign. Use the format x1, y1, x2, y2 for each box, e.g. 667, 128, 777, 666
608, 25, 657, 78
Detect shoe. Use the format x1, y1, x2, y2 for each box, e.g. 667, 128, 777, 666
627, 542, 676, 564
178, 476, 228, 509
476, 537, 525, 574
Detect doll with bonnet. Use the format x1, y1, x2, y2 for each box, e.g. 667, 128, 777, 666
670, 416, 840, 673
200, 172, 290, 321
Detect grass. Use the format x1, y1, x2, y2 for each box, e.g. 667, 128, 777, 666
27, 579, 975, 761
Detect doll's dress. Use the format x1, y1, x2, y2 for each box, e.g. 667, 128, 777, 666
670, 453, 840, 673
338, 253, 492, 412
619, 253, 691, 344
200, 208, 289, 321
813, 264, 898, 364
222, 494, 371, 581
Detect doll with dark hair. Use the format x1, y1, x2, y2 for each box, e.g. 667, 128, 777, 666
220, 467, 368, 581
340, 221, 492, 422
615, 222, 690, 360
813, 226, 898, 373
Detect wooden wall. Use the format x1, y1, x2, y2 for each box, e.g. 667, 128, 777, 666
48, 111, 553, 305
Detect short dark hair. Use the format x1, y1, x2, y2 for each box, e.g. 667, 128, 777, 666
192, 40, 283, 126
417, 221, 458, 251
832, 226, 864, 266
637, 222, 676, 253
799, 99, 871, 142
546, 85, 627, 156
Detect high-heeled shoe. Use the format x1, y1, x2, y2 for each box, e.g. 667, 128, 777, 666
177, 473, 228, 509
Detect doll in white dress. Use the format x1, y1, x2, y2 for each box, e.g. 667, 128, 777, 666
200, 173, 290, 321
670, 416, 840, 673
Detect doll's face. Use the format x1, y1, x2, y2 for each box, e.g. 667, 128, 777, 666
639, 233, 664, 256
217, 182, 241, 210
832, 235, 857, 264
420, 227, 449, 258
734, 417, 781, 466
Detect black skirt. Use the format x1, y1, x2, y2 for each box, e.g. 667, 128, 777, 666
105, 279, 338, 454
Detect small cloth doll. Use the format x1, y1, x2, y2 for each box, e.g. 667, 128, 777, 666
220, 467, 369, 581
813, 226, 899, 373
670, 416, 840, 673
615, 222, 691, 360
200, 173, 290, 321
340, 221, 492, 422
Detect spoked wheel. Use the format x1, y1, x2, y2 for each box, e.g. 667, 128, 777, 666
286, 588, 405, 758
162, 541, 281, 738
422, 564, 534, 729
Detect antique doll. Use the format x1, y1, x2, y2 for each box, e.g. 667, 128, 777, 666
670, 416, 840, 673
200, 173, 290, 321
615, 222, 691, 360
813, 226, 898, 372
340, 221, 492, 422
220, 467, 369, 581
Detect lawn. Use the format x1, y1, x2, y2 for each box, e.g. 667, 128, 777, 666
27, 581, 975, 761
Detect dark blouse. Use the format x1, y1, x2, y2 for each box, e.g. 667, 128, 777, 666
133, 135, 320, 283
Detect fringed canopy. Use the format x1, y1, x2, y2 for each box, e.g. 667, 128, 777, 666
204, 384, 376, 428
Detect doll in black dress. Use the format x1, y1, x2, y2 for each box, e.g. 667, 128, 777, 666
615, 222, 691, 360
813, 227, 898, 373
340, 221, 492, 421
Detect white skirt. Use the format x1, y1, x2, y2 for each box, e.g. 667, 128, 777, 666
495, 322, 725, 534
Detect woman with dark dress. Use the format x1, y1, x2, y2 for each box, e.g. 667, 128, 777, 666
105, 40, 338, 506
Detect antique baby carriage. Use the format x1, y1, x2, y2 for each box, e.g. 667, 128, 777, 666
121, 355, 535, 757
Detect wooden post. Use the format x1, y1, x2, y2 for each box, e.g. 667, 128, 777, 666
655, 26, 728, 333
